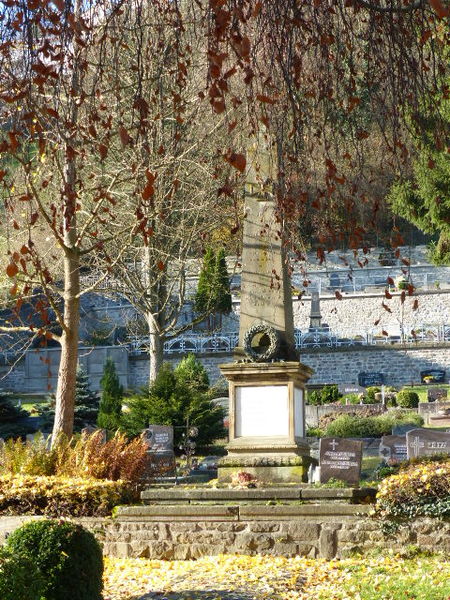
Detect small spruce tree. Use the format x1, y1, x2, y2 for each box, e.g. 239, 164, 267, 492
73, 366, 99, 430
97, 359, 123, 431
36, 366, 99, 432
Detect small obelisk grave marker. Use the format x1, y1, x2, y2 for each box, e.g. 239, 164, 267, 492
218, 134, 314, 484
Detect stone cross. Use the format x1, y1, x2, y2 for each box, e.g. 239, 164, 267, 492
235, 133, 297, 361
409, 435, 425, 458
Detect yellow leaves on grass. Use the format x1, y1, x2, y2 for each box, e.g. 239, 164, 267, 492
103, 553, 450, 600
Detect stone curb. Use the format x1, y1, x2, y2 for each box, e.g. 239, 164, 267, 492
116, 503, 372, 520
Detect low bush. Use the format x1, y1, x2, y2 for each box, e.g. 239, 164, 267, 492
340, 393, 360, 405
323, 409, 423, 438
0, 430, 148, 484
308, 384, 341, 406
376, 459, 450, 519
0, 547, 44, 600
396, 389, 420, 408
0, 475, 138, 517
5, 519, 103, 600
364, 386, 381, 403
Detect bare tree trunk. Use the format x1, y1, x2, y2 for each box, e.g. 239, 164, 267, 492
52, 248, 80, 438
148, 312, 163, 385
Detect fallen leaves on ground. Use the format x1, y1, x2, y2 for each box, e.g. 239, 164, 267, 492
103, 553, 450, 600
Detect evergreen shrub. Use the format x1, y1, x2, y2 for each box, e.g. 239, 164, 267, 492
376, 459, 450, 519
0, 394, 34, 439
396, 389, 420, 408
97, 358, 123, 431
307, 384, 341, 405
5, 520, 103, 600
0, 547, 44, 600
122, 355, 226, 448
324, 410, 423, 438
364, 386, 381, 403
0, 474, 136, 517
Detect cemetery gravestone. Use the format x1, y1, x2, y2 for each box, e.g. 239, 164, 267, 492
358, 372, 384, 387
338, 384, 365, 395
420, 369, 446, 384
379, 435, 407, 462
406, 428, 450, 459
319, 437, 363, 485
427, 387, 448, 402
143, 425, 175, 474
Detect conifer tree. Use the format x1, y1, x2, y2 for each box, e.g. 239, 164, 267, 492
97, 359, 123, 431
194, 248, 216, 314
121, 356, 226, 447
0, 394, 33, 439
214, 248, 232, 314
73, 366, 99, 430
36, 366, 99, 432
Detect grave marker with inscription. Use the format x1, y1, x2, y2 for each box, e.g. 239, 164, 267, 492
379, 435, 407, 462
406, 428, 450, 459
319, 437, 362, 485
143, 425, 175, 474
420, 369, 446, 384
358, 372, 384, 387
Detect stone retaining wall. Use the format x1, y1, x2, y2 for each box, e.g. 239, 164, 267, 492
1, 508, 449, 560
3, 342, 450, 393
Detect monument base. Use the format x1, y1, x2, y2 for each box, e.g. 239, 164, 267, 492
218, 453, 314, 484
218, 361, 313, 484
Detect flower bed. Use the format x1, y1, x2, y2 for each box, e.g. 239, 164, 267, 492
0, 475, 138, 517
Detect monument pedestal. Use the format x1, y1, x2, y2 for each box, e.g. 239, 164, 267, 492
218, 362, 313, 484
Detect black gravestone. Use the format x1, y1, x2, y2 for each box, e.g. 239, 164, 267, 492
427, 387, 448, 402
143, 425, 176, 475
358, 372, 384, 387
319, 437, 363, 485
379, 435, 407, 462
420, 369, 446, 384
144, 425, 174, 453
406, 428, 450, 459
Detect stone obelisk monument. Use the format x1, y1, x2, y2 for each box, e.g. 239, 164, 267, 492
218, 134, 313, 483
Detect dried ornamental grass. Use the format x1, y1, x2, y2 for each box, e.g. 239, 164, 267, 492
0, 431, 149, 484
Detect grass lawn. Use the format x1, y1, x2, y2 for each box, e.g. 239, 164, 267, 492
403, 385, 449, 403
103, 552, 450, 600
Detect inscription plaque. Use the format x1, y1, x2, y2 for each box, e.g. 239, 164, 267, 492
406, 428, 450, 459
319, 437, 362, 485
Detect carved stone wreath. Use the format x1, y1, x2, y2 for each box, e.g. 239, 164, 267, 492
243, 323, 280, 362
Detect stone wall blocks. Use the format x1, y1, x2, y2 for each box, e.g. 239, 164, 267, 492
147, 541, 173, 560
112, 542, 133, 558
172, 544, 193, 560
248, 522, 281, 533
319, 527, 338, 560
286, 523, 320, 540
296, 543, 318, 558
266, 543, 299, 557
190, 544, 227, 560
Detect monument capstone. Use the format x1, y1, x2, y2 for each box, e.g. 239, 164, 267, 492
218, 133, 314, 483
